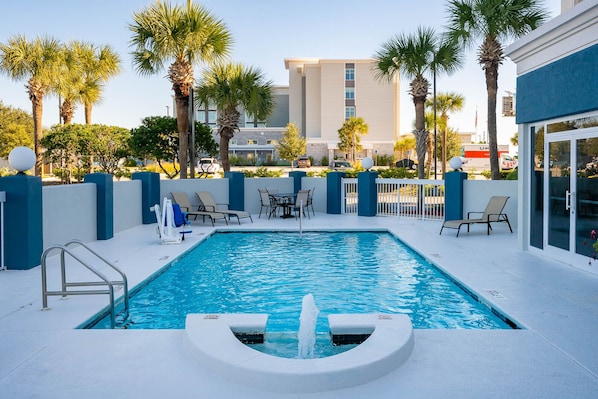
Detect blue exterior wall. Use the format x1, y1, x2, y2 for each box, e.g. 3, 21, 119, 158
516, 44, 598, 124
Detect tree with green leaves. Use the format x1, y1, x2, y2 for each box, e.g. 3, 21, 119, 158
446, 0, 549, 179
0, 35, 63, 175
338, 116, 369, 164
86, 125, 130, 175
0, 102, 33, 157
129, 0, 231, 179
426, 91, 464, 177
41, 124, 92, 183
129, 116, 218, 179
275, 122, 306, 168
195, 62, 274, 172
374, 26, 462, 179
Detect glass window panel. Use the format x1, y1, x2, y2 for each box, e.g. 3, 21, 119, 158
530, 125, 543, 249
345, 68, 355, 81
345, 106, 356, 119
576, 138, 598, 257
345, 87, 355, 99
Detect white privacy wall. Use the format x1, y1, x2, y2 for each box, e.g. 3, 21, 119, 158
42, 183, 97, 248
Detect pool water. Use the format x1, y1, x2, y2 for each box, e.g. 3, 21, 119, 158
86, 231, 514, 331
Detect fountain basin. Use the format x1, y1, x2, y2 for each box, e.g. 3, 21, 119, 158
185, 313, 414, 393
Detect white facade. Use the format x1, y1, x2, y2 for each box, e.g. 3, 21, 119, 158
506, 0, 598, 270
285, 58, 400, 163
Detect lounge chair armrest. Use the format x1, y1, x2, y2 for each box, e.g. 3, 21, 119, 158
199, 204, 218, 212
467, 211, 484, 218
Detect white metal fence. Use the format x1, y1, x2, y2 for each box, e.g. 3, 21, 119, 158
342, 178, 445, 220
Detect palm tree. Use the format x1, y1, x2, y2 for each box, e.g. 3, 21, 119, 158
374, 26, 462, 179
194, 62, 274, 173
129, 0, 231, 178
55, 42, 84, 125
446, 0, 548, 180
338, 116, 369, 164
0, 35, 62, 175
72, 41, 121, 125
426, 92, 464, 177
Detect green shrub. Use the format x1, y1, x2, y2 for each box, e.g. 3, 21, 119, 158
240, 167, 284, 178
124, 158, 138, 167
480, 170, 492, 179
321, 156, 329, 166
377, 168, 417, 179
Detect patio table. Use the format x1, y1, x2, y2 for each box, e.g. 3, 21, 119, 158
270, 193, 297, 219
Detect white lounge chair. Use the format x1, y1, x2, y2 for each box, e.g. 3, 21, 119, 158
439, 196, 513, 237
196, 191, 253, 224
170, 192, 228, 226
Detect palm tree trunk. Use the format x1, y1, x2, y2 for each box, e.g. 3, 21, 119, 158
485, 63, 500, 180
175, 94, 190, 179
414, 99, 428, 179
219, 131, 231, 173
84, 102, 92, 124
31, 95, 44, 176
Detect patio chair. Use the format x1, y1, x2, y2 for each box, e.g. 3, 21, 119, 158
258, 188, 278, 219
307, 187, 316, 216
292, 189, 311, 220
170, 192, 228, 226
439, 196, 513, 237
196, 191, 253, 224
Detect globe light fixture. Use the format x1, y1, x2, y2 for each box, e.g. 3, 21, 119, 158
361, 157, 374, 171
449, 156, 463, 171
8, 146, 36, 173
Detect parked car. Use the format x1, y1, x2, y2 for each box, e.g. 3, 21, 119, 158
297, 156, 311, 168
395, 158, 417, 169
198, 157, 220, 174
500, 154, 517, 171
329, 160, 352, 171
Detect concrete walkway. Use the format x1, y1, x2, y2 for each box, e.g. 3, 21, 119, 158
1, 214, 597, 398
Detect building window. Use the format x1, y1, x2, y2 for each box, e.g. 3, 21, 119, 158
247, 139, 258, 145
230, 139, 237, 145
345, 67, 355, 81
345, 87, 355, 100
345, 106, 356, 119
266, 139, 276, 145
245, 112, 267, 128
207, 110, 217, 125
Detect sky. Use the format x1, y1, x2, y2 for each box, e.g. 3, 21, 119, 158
0, 0, 562, 148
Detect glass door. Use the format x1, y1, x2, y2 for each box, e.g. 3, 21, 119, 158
575, 138, 598, 257
546, 137, 598, 258
547, 141, 571, 251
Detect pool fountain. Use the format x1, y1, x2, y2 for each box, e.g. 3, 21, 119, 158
298, 293, 319, 359
185, 312, 414, 393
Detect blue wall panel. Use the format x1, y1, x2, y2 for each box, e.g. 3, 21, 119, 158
516, 44, 598, 124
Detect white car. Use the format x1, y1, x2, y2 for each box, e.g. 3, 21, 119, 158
198, 158, 220, 174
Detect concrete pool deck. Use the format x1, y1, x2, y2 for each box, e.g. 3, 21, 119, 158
1, 213, 597, 398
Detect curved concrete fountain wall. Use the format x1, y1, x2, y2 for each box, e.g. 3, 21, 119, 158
185, 313, 414, 393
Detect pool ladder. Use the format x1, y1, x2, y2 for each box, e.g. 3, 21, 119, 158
41, 239, 129, 329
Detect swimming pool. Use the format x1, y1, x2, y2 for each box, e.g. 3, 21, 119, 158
85, 231, 515, 331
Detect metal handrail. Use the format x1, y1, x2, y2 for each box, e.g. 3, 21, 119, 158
41, 241, 129, 329
64, 239, 129, 311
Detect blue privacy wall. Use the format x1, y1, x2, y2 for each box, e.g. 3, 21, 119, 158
84, 173, 114, 240
0, 174, 43, 270
358, 171, 378, 217
516, 44, 598, 123
444, 171, 467, 221
225, 171, 245, 211
132, 172, 160, 224
327, 172, 344, 214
